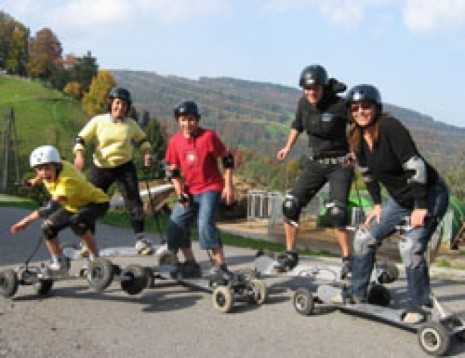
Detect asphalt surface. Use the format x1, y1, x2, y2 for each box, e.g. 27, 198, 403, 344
1, 207, 465, 358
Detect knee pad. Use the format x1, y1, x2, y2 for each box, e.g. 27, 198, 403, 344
326, 200, 348, 228
399, 236, 424, 269
353, 227, 377, 255
282, 194, 301, 226
69, 215, 89, 236
130, 206, 145, 221
41, 220, 58, 240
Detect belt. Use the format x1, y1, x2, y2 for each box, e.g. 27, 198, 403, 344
309, 155, 348, 165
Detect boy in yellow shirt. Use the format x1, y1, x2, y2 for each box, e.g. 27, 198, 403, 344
10, 145, 109, 277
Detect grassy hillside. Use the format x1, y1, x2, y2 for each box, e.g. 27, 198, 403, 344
0, 75, 87, 187
113, 70, 465, 172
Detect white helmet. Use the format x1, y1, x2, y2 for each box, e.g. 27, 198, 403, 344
30, 145, 61, 168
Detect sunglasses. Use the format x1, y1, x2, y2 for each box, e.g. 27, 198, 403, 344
350, 102, 374, 112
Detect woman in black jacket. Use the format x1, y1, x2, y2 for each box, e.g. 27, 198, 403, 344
346, 84, 449, 324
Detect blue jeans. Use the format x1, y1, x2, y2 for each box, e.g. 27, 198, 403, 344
351, 179, 449, 309
167, 190, 223, 251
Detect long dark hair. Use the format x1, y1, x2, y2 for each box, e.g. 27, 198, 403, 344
348, 113, 389, 153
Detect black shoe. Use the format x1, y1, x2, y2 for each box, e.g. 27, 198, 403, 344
180, 261, 201, 278
215, 265, 235, 282
340, 256, 352, 280
276, 251, 299, 272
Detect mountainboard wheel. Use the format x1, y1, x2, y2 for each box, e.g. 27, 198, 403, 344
212, 286, 234, 313
144, 266, 155, 288
0, 269, 19, 298
455, 329, 465, 343
120, 264, 147, 295
86, 258, 114, 291
367, 284, 391, 307
250, 278, 267, 304
376, 261, 399, 284
418, 321, 450, 356
293, 288, 314, 315
33, 279, 53, 295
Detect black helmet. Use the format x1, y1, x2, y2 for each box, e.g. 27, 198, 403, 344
174, 100, 201, 120
346, 84, 382, 108
299, 65, 329, 88
108, 87, 132, 106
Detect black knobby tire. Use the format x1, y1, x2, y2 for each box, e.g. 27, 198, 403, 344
376, 261, 399, 284
293, 288, 314, 315
0, 269, 19, 298
86, 258, 114, 292
367, 284, 391, 307
120, 265, 147, 295
33, 279, 53, 295
418, 321, 451, 356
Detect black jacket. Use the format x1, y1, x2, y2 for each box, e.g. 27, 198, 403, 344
357, 116, 440, 209
291, 87, 349, 158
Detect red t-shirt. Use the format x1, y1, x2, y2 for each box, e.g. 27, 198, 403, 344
165, 128, 226, 194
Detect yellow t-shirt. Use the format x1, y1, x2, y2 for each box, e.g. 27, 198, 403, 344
43, 161, 108, 213
74, 113, 152, 168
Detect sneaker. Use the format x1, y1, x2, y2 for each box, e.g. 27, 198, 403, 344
402, 312, 425, 324
276, 251, 299, 272
340, 256, 352, 280
331, 293, 365, 304
42, 259, 70, 279
135, 238, 154, 255
215, 265, 235, 282
154, 242, 169, 256
180, 261, 202, 278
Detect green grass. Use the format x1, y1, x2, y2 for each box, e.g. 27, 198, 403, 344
0, 195, 37, 209
0, 76, 86, 164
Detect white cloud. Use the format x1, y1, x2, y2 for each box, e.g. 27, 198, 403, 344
263, 0, 391, 27
2, 0, 232, 37
403, 0, 465, 33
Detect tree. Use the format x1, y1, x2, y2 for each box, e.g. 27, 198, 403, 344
63, 81, 82, 100
0, 12, 29, 75
82, 70, 116, 117
142, 111, 168, 179
4, 22, 29, 75
27, 28, 63, 79
69, 51, 98, 93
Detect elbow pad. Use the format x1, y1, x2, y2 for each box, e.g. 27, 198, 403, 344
222, 153, 235, 169
38, 200, 62, 219
402, 156, 427, 184
165, 167, 181, 180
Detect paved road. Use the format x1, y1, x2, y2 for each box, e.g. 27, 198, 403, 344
1, 207, 465, 358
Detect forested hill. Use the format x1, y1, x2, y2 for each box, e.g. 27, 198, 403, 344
112, 70, 465, 170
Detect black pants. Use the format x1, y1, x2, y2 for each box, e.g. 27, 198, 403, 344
290, 160, 353, 228
88, 161, 144, 234
47, 202, 109, 236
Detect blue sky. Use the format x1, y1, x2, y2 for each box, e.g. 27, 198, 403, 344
2, 0, 465, 128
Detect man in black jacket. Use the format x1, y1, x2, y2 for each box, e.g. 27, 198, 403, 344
276, 65, 353, 277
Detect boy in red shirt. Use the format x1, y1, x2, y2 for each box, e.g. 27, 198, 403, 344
164, 100, 235, 279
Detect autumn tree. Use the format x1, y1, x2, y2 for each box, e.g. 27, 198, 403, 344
0, 12, 29, 75
27, 28, 63, 79
63, 81, 82, 100
82, 70, 116, 117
